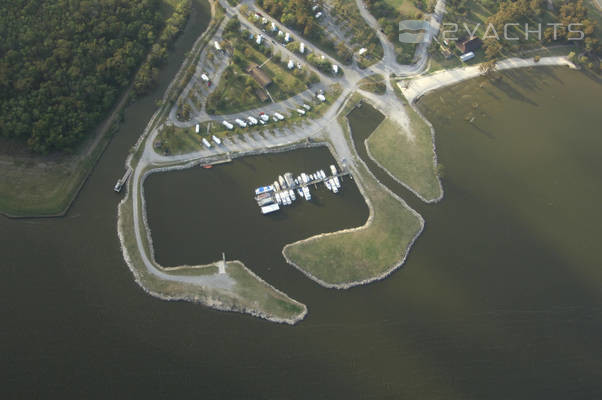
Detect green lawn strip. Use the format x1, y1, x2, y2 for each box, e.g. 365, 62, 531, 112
365, 111, 442, 202
283, 97, 423, 287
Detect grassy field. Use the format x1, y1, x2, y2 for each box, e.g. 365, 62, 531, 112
365, 109, 442, 201
117, 164, 307, 323
358, 74, 387, 94
282, 100, 423, 287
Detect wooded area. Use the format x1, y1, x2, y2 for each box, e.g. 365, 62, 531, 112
0, 0, 186, 153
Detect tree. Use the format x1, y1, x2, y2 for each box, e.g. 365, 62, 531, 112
479, 59, 498, 76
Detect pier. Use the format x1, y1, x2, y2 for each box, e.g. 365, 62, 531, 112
114, 168, 132, 193
254, 165, 350, 214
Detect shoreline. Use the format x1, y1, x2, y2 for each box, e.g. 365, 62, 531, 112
401, 56, 577, 104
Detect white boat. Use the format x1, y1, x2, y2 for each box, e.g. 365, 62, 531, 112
297, 188, 304, 198
301, 173, 309, 183
273, 181, 280, 191
284, 173, 294, 187
275, 192, 282, 205
320, 170, 326, 179
278, 175, 286, 188
255, 185, 274, 195
294, 178, 299, 185
261, 203, 280, 214
324, 179, 332, 191
302, 186, 311, 200
330, 165, 337, 175
333, 176, 341, 189
289, 189, 296, 201
283, 191, 291, 205
331, 179, 339, 193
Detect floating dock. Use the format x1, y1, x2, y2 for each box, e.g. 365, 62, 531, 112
254, 165, 349, 214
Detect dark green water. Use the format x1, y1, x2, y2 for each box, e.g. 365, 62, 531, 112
2, 6, 601, 394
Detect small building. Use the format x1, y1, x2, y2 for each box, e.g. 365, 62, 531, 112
271, 22, 277, 32
300, 42, 305, 54
261, 17, 267, 25
317, 94, 326, 102
332, 64, 339, 74
246, 63, 272, 88
222, 121, 234, 130
201, 73, 209, 82
256, 34, 263, 45
195, 124, 200, 133
460, 51, 475, 62
214, 41, 222, 51
456, 36, 482, 54
315, 12, 322, 19
358, 47, 367, 56
312, 5, 319, 11
287, 60, 295, 70
284, 32, 290, 42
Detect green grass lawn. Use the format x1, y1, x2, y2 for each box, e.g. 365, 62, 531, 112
282, 100, 423, 286
365, 108, 442, 201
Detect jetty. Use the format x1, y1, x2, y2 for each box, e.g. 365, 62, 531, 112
254, 165, 350, 214
114, 168, 132, 193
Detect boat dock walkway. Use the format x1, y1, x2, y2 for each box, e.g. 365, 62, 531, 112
114, 168, 132, 193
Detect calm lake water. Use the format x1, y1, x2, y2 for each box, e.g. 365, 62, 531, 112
2, 3, 601, 395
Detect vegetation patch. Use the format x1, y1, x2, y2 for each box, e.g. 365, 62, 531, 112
255, 0, 354, 64
206, 19, 310, 115
365, 110, 442, 201
364, 0, 424, 63
358, 74, 387, 94
283, 99, 423, 287
433, 0, 600, 72
0, 0, 192, 153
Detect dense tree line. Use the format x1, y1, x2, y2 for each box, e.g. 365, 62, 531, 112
134, 0, 192, 95
0, 0, 182, 153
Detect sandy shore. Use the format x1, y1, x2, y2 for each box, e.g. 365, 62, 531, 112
401, 56, 577, 104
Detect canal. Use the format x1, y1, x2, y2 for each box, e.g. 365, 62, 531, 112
1, 1, 601, 394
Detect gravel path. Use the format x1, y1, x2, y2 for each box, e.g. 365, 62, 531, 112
401, 56, 577, 104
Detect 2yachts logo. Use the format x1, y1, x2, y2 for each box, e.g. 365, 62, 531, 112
399, 20, 585, 44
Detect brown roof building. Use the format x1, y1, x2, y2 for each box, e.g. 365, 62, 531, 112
246, 63, 272, 88
456, 36, 482, 54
